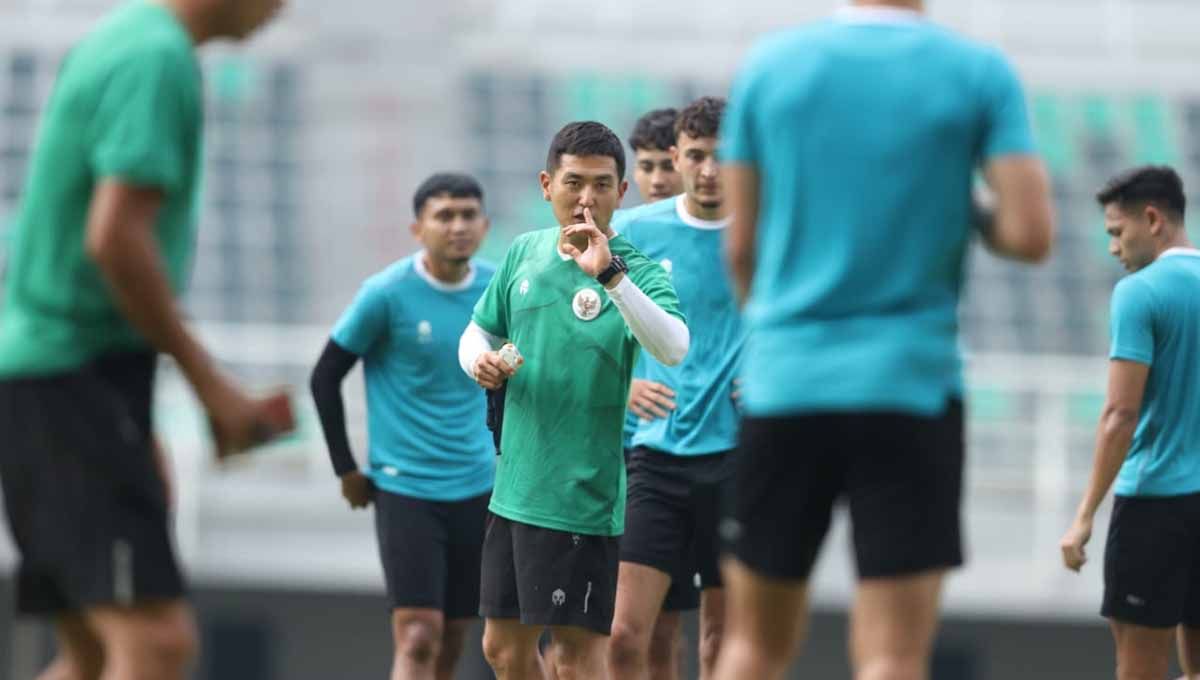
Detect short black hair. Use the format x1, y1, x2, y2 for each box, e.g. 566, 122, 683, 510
412, 173, 484, 217
674, 96, 725, 141
1096, 165, 1186, 222
546, 121, 626, 180
628, 108, 678, 152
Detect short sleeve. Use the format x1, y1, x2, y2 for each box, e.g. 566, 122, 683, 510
720, 53, 763, 166
331, 280, 391, 356
979, 50, 1036, 161
472, 241, 517, 338
89, 48, 197, 192
1109, 277, 1155, 365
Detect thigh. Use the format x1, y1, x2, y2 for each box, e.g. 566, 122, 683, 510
846, 400, 964, 579
511, 521, 619, 636
479, 513, 521, 620
728, 415, 844, 581
375, 491, 448, 611
1103, 495, 1193, 628
621, 448, 692, 578
849, 570, 946, 674
1110, 620, 1174, 679
444, 492, 490, 620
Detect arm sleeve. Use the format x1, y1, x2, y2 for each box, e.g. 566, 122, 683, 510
331, 280, 390, 356
607, 276, 689, 366
309, 339, 362, 477
1109, 278, 1155, 365
471, 242, 515, 339
979, 50, 1037, 160
459, 321, 505, 379
89, 49, 195, 191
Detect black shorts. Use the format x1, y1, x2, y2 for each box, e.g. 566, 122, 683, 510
727, 400, 964, 581
479, 513, 619, 635
375, 489, 489, 619
0, 351, 185, 615
1102, 492, 1200, 628
622, 447, 734, 611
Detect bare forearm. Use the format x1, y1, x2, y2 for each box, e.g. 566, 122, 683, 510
1076, 411, 1138, 520
91, 227, 214, 388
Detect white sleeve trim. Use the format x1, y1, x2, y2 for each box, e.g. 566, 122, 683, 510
606, 275, 689, 366
459, 321, 504, 378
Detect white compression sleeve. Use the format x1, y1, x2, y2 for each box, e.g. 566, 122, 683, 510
605, 275, 689, 366
458, 321, 504, 378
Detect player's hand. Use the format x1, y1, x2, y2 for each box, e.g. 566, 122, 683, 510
1060, 516, 1093, 572
340, 470, 374, 509
628, 379, 676, 420
199, 376, 295, 459
473, 351, 520, 390
561, 208, 612, 278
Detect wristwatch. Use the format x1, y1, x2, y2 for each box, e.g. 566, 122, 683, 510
596, 254, 628, 286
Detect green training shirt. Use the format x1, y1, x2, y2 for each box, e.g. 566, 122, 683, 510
0, 0, 203, 377
473, 227, 682, 535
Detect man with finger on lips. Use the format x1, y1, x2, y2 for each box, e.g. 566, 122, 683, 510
459, 120, 688, 680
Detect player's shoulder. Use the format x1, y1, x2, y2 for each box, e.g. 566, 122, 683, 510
509, 227, 557, 253
363, 257, 416, 291
471, 257, 499, 285
1113, 268, 1160, 308
614, 197, 679, 236
76, 3, 195, 76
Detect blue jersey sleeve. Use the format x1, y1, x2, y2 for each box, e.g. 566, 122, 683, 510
979, 50, 1036, 160
1109, 277, 1155, 365
331, 279, 391, 356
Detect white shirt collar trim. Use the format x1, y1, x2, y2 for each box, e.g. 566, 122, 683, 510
413, 250, 476, 292
835, 4, 924, 25
675, 195, 731, 230
1159, 247, 1200, 260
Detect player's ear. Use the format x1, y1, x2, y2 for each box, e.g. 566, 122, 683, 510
409, 220, 422, 241
618, 179, 629, 201
539, 170, 553, 201
670, 145, 680, 167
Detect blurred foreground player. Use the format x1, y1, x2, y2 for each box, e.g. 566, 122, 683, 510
1061, 166, 1200, 680
714, 1, 1054, 679
459, 121, 687, 680
310, 174, 495, 680
0, 1, 291, 679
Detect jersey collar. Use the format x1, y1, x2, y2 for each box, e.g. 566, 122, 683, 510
834, 4, 925, 25
1159, 247, 1200, 260
413, 250, 477, 292
675, 195, 731, 230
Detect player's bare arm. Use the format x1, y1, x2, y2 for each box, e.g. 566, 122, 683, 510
1060, 359, 1149, 572
86, 180, 293, 457
980, 156, 1055, 263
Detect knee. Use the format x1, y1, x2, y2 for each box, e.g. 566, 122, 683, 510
144, 618, 198, 671
855, 657, 926, 680
482, 629, 517, 674
608, 621, 649, 669
699, 624, 724, 670
398, 619, 442, 666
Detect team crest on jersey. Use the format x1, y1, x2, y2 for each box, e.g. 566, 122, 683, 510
572, 288, 602, 321
519, 279, 530, 296
417, 320, 433, 344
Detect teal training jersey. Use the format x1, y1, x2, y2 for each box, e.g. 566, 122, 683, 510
332, 255, 496, 501
1109, 249, 1200, 497
616, 196, 743, 455
721, 7, 1036, 416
